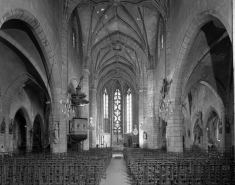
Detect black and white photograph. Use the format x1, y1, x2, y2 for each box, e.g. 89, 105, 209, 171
0, 0, 234, 184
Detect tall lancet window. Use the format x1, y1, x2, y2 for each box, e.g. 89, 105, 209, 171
72, 29, 76, 49
126, 88, 132, 133
103, 89, 108, 119
114, 88, 122, 134
103, 88, 109, 133
158, 17, 164, 58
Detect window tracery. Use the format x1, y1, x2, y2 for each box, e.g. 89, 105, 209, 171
113, 88, 122, 134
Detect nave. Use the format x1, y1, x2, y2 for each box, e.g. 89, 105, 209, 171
0, 0, 234, 184
0, 146, 234, 185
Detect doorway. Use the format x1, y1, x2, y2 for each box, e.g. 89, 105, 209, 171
32, 116, 42, 152
13, 110, 27, 152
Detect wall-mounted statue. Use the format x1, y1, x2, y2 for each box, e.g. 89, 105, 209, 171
143, 131, 147, 140
53, 121, 59, 144
225, 120, 230, 133
1, 117, 6, 133
193, 120, 203, 145
9, 119, 13, 134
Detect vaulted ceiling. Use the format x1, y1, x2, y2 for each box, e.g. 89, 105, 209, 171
72, 0, 168, 90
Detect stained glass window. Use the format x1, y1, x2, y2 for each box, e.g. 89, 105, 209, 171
126, 88, 132, 133
113, 88, 121, 134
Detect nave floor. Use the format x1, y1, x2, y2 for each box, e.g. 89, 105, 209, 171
100, 152, 133, 185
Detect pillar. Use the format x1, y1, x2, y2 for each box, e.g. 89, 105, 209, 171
51, 92, 67, 153
138, 71, 148, 148
81, 69, 90, 150
232, 0, 235, 157
166, 98, 184, 153
89, 85, 97, 148
146, 68, 155, 148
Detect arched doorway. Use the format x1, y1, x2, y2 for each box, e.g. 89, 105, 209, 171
161, 120, 167, 150
193, 119, 203, 148
32, 116, 42, 152
206, 111, 222, 149
13, 110, 27, 152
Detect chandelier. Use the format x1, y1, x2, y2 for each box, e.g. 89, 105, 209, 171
159, 78, 173, 121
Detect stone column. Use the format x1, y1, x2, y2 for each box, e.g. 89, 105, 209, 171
154, 78, 163, 149
166, 98, 184, 153
158, 118, 164, 148
51, 92, 68, 153
146, 68, 155, 148
232, 0, 235, 157
81, 69, 90, 150
89, 84, 97, 148
138, 71, 148, 148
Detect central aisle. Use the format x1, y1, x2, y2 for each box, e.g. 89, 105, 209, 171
100, 152, 133, 185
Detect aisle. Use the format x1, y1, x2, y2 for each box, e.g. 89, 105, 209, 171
100, 153, 133, 185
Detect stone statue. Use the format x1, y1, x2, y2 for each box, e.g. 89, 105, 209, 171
197, 111, 203, 127
9, 119, 13, 134
1, 117, 6, 133
53, 122, 59, 143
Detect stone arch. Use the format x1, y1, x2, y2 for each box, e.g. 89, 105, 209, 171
12, 107, 31, 151
3, 73, 44, 116
13, 107, 31, 130
0, 31, 52, 100
0, 9, 61, 103
33, 113, 44, 133
200, 81, 225, 120
32, 114, 44, 150
204, 106, 220, 127
203, 106, 222, 148
189, 81, 225, 129
170, 9, 231, 120
97, 74, 138, 95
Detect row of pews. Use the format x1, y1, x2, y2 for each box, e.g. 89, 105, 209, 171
0, 147, 112, 185
124, 147, 235, 185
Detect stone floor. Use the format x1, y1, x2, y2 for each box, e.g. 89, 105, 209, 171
100, 152, 133, 185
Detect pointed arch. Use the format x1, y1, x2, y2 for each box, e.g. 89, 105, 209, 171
0, 9, 61, 104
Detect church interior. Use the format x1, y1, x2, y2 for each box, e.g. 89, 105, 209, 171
0, 0, 234, 184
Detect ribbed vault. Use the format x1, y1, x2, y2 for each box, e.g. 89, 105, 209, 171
67, 0, 167, 91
